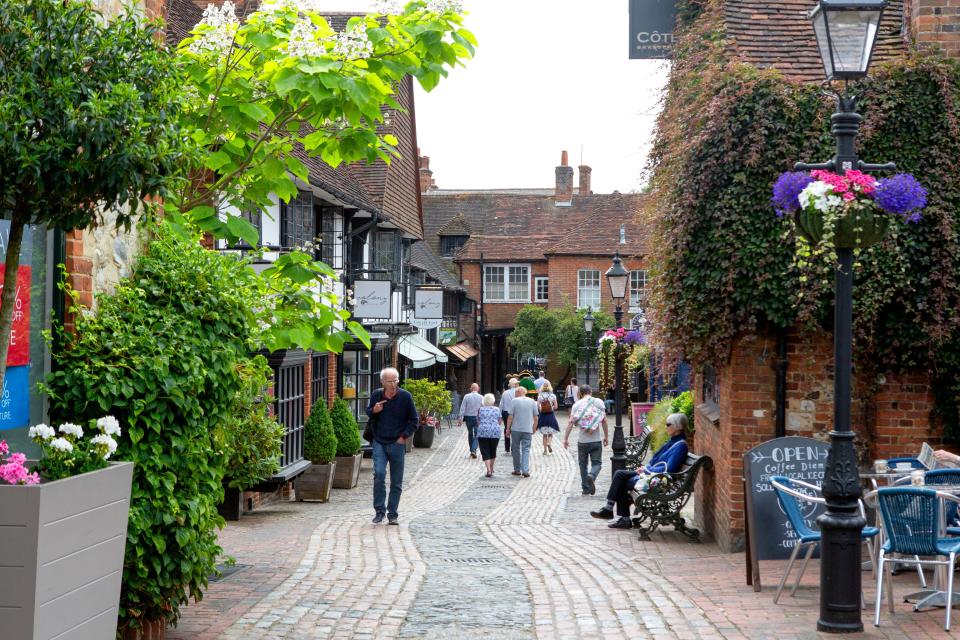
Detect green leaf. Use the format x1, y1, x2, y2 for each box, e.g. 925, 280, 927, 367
226, 215, 260, 247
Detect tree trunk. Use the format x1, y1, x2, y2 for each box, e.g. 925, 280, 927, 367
0, 211, 27, 397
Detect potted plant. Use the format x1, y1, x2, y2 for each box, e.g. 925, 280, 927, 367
402, 379, 452, 448
772, 169, 927, 249
297, 400, 338, 502
330, 396, 363, 489
215, 356, 285, 520
0, 417, 133, 640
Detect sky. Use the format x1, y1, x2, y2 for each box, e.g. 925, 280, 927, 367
317, 1, 670, 194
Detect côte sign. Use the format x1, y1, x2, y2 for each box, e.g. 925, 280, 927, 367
628, 0, 677, 60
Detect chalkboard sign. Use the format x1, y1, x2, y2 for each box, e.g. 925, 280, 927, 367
743, 437, 830, 589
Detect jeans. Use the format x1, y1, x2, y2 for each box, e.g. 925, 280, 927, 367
511, 431, 532, 473
607, 469, 640, 517
578, 441, 603, 493
604, 399, 615, 414
373, 440, 406, 518
464, 416, 479, 453
501, 411, 511, 451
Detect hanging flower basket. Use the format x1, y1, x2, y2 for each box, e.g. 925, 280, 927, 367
773, 169, 926, 249
597, 328, 646, 391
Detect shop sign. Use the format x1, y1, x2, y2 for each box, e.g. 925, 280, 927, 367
414, 288, 443, 319
629, 0, 677, 59
0, 365, 30, 431
410, 317, 441, 330
352, 279, 393, 319
0, 265, 31, 367
439, 328, 458, 346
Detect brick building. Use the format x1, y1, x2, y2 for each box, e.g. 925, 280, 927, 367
420, 152, 647, 395
688, 0, 959, 552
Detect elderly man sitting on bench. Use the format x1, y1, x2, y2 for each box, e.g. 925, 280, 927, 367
589, 413, 689, 530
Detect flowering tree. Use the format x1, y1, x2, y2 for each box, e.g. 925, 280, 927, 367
170, 0, 475, 353
0, 0, 183, 394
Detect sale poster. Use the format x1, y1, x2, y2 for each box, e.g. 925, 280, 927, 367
0, 265, 30, 367
0, 365, 30, 431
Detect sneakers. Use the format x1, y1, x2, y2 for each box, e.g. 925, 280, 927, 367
470, 452, 477, 459
608, 517, 632, 530
522, 472, 530, 478
388, 516, 399, 526
511, 471, 522, 476
590, 507, 615, 520
585, 475, 596, 495
372, 513, 385, 524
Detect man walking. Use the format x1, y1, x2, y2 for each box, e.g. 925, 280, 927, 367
499, 378, 518, 453
562, 385, 609, 495
533, 370, 548, 391
367, 367, 419, 525
506, 386, 538, 477
458, 382, 483, 458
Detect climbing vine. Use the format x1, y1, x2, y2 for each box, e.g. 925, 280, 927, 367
644, 0, 960, 440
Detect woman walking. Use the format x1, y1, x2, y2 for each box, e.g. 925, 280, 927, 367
564, 378, 580, 408
537, 381, 560, 453
477, 393, 503, 477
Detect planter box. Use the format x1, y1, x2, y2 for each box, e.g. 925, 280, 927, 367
296, 461, 336, 502
332, 454, 362, 489
413, 424, 435, 448
0, 461, 134, 640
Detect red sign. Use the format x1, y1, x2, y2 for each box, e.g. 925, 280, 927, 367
0, 265, 30, 367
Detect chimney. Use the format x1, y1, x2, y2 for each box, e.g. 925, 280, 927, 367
418, 152, 434, 194
578, 164, 592, 196
555, 150, 573, 205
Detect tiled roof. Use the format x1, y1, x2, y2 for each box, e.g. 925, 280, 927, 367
436, 213, 472, 236
545, 194, 646, 257
407, 241, 463, 291
725, 0, 907, 83
164, 1, 422, 238
455, 234, 556, 262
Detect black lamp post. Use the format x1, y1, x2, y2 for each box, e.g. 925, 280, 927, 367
798, 0, 889, 633
605, 252, 629, 476
583, 308, 595, 387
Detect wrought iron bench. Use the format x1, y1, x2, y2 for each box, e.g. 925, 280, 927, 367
624, 428, 653, 471
629, 452, 713, 542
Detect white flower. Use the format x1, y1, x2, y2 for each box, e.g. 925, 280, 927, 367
287, 17, 328, 58
188, 2, 239, 60
50, 438, 74, 453
97, 416, 122, 437
332, 24, 373, 60
29, 424, 56, 440
375, 0, 404, 14
58, 422, 84, 438
427, 0, 463, 14
91, 434, 118, 460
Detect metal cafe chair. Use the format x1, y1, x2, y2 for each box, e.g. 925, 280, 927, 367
886, 457, 926, 470
893, 469, 960, 536
770, 476, 879, 604
870, 487, 960, 631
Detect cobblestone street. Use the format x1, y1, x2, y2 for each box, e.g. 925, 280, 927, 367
169, 419, 958, 639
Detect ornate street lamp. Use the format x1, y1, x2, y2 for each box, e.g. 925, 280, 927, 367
605, 252, 629, 475
582, 308, 595, 387
798, 0, 889, 633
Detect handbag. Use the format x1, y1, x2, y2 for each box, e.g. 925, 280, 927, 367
362, 390, 382, 443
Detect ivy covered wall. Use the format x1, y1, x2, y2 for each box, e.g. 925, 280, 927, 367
645, 1, 960, 440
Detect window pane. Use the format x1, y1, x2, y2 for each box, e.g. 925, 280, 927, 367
485, 266, 504, 300
578, 269, 600, 309
508, 266, 528, 301
281, 190, 315, 250
630, 270, 648, 308
535, 277, 548, 301
440, 235, 468, 256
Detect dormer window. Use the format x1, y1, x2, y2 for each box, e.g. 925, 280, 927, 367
440, 234, 469, 257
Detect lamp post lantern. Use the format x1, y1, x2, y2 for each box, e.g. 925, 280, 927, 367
606, 252, 629, 476
798, 0, 889, 633
583, 308, 595, 387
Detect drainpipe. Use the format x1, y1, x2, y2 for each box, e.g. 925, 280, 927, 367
775, 328, 788, 439
478, 252, 484, 390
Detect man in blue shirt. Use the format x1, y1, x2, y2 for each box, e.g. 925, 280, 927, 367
367, 367, 419, 525
458, 382, 483, 458
590, 413, 689, 529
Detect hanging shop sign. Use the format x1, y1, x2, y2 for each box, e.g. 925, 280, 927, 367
414, 288, 443, 319
352, 279, 393, 320
438, 328, 458, 346
410, 317, 442, 330
629, 0, 677, 59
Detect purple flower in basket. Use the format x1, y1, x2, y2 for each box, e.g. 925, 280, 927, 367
873, 173, 927, 222
772, 171, 815, 217
624, 330, 646, 345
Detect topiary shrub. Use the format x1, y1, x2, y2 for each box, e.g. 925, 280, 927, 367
304, 400, 337, 464
331, 396, 361, 457
42, 224, 261, 634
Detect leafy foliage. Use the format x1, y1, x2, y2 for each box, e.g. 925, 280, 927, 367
215, 356, 285, 489
646, 391, 695, 454
671, 391, 695, 427
304, 399, 337, 464
644, 2, 960, 440
508, 305, 614, 376
401, 379, 452, 418
42, 226, 259, 633
0, 0, 184, 392
331, 396, 362, 457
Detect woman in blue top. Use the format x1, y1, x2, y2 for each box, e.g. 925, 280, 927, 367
477, 394, 504, 478
590, 413, 689, 530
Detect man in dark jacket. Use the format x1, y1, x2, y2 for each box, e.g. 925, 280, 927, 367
367, 367, 419, 525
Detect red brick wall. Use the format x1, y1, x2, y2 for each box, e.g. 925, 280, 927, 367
460, 262, 549, 331
906, 0, 960, 57
546, 255, 645, 315
63, 230, 94, 335
696, 328, 942, 552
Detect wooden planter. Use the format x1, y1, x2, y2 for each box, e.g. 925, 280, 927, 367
332, 453, 362, 489
296, 461, 336, 502
0, 461, 134, 640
